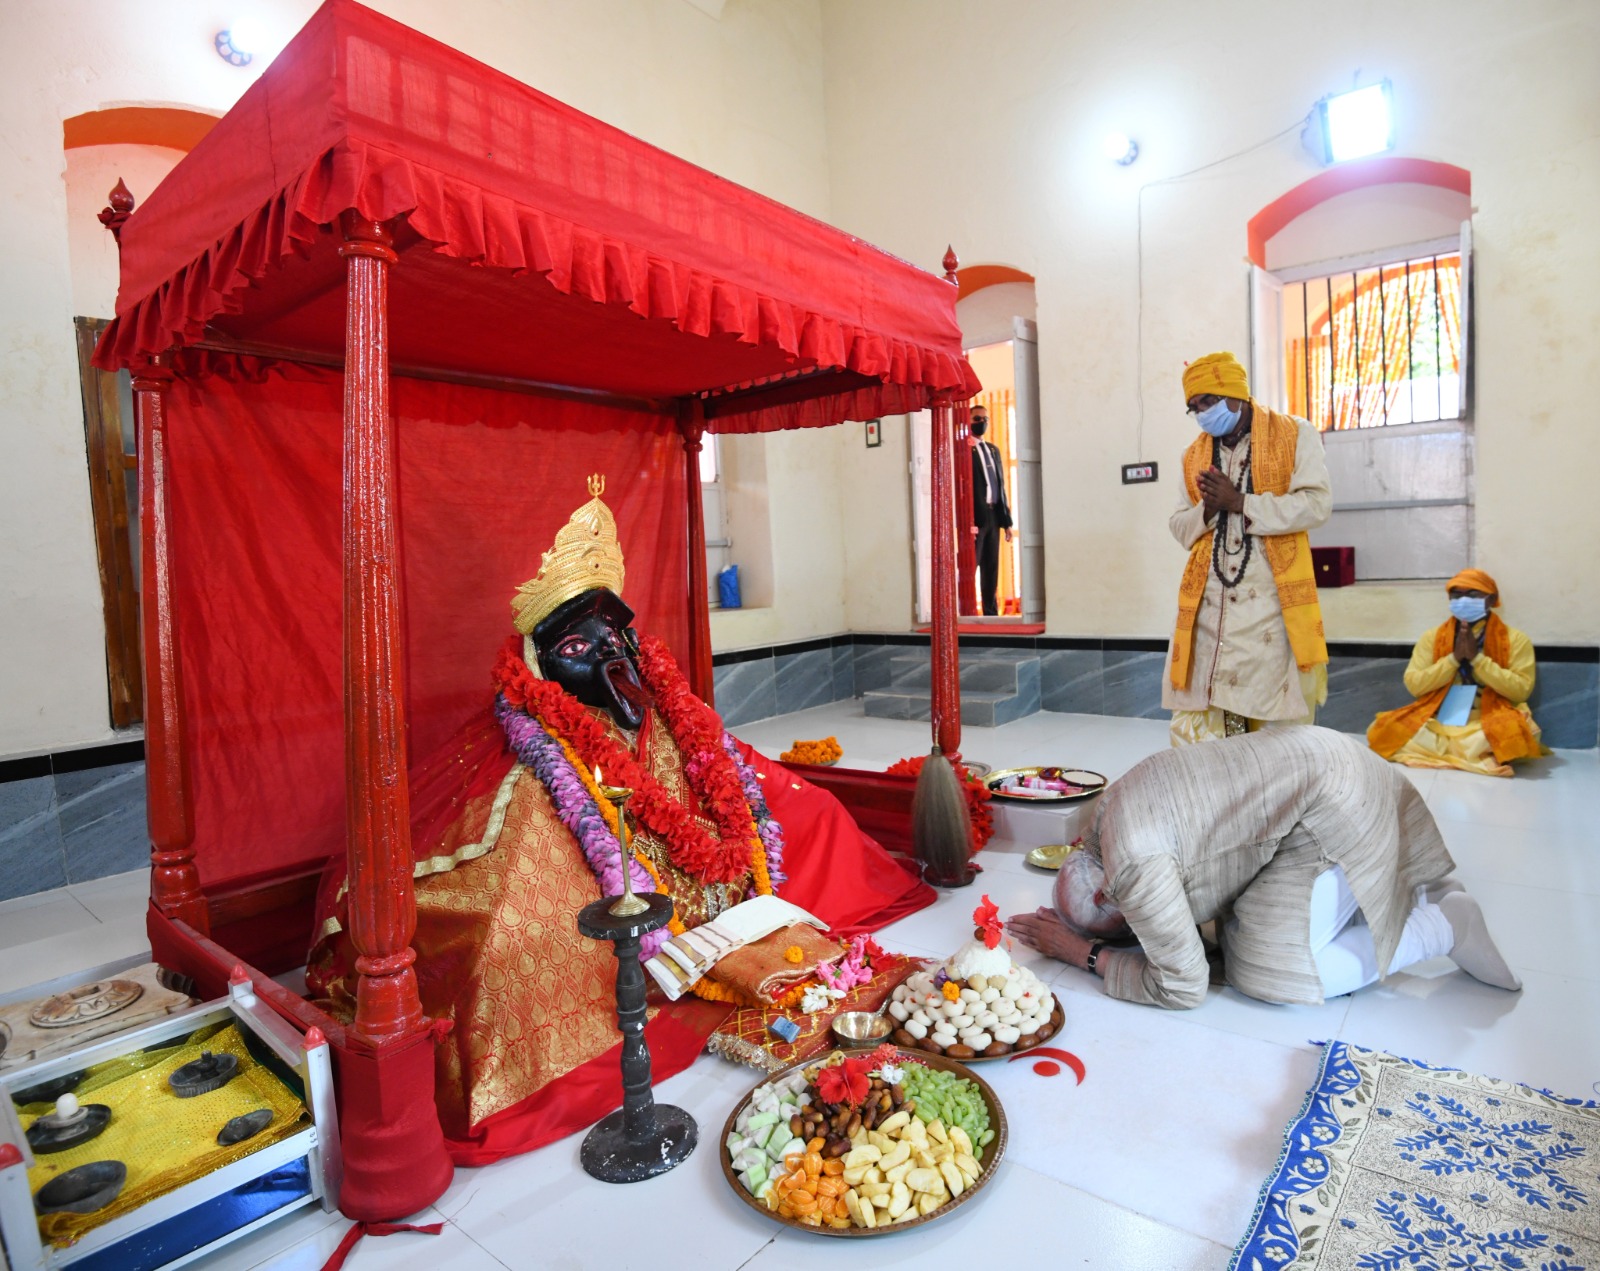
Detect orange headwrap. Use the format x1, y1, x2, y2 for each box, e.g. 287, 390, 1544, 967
1182, 352, 1250, 403
1446, 568, 1500, 604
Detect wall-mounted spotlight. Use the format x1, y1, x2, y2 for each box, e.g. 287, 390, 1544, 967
1104, 132, 1139, 166
1311, 81, 1393, 165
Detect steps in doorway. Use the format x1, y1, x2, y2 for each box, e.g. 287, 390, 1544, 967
861, 650, 1041, 728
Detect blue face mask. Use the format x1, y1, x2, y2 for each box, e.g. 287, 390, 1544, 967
1195, 400, 1241, 437
1449, 596, 1489, 623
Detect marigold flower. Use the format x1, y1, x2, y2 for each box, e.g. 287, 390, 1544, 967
785, 945, 805, 964
942, 980, 962, 1002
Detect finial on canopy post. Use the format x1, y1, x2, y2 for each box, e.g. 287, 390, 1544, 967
942, 245, 959, 285
98, 180, 136, 245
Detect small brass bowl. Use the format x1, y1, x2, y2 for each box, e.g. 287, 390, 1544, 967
829, 1011, 892, 1048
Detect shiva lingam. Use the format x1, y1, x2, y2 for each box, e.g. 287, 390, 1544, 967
574, 768, 697, 1183
168, 1050, 239, 1098
26, 1092, 112, 1154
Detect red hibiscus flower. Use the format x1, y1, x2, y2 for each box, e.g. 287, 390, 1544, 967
974, 894, 1003, 950
815, 1056, 873, 1108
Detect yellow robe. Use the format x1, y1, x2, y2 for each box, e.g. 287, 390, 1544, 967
1384, 619, 1543, 777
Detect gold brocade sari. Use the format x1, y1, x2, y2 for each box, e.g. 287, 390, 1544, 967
313, 708, 754, 1139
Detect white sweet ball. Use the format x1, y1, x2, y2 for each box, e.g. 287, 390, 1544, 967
968, 973, 989, 992
891, 985, 907, 1002
979, 986, 1001, 1004
996, 1001, 1020, 1022
911, 1008, 931, 1027
950, 1013, 973, 1030
993, 1024, 1021, 1045
1002, 981, 1025, 1000
888, 1000, 910, 1022
940, 1000, 963, 1020
970, 1032, 993, 1051
1038, 993, 1056, 1015
975, 1009, 998, 1029
906, 1019, 928, 1039
959, 988, 981, 1004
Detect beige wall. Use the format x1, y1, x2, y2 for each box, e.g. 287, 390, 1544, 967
821, 0, 1600, 647
0, 0, 830, 758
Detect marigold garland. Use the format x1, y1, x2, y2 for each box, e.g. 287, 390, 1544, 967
493, 635, 766, 883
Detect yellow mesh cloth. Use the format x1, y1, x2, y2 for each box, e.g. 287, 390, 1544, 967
21, 1022, 309, 1247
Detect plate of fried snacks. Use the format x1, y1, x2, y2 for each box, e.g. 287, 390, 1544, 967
720, 1045, 1005, 1235
984, 766, 1106, 802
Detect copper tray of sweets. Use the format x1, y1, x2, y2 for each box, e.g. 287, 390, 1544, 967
720, 1049, 1006, 1237
985, 766, 1106, 802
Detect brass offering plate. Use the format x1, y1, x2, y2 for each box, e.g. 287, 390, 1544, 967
719, 1050, 1008, 1238
28, 980, 144, 1029
985, 767, 1106, 803
1025, 841, 1083, 871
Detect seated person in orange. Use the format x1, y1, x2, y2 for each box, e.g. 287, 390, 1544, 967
309, 477, 932, 1162
1368, 569, 1545, 778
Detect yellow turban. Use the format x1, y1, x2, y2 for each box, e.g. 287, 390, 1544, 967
1182, 352, 1250, 403
1447, 568, 1500, 604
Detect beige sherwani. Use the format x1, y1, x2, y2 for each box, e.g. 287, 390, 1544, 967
1161, 418, 1331, 722
1089, 728, 1454, 1009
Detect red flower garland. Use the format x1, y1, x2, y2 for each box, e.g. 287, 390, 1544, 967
492, 636, 756, 884
884, 753, 995, 854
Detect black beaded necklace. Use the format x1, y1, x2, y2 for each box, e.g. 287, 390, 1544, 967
1210, 432, 1254, 588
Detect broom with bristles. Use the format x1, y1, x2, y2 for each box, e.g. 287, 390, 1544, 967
911, 745, 975, 887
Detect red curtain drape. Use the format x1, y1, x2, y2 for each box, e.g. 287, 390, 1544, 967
165, 358, 687, 888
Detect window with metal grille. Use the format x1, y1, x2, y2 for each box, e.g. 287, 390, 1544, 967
1283, 249, 1463, 431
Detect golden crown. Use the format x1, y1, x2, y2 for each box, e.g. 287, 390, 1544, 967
511, 474, 626, 635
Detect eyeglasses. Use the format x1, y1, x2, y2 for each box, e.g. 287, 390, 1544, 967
1185, 394, 1221, 416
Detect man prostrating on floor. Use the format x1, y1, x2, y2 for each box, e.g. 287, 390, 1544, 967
1007, 727, 1519, 1009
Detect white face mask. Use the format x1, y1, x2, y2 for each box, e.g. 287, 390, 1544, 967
1449, 596, 1489, 623
1195, 400, 1241, 437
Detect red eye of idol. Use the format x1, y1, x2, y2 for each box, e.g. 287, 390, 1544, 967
557, 638, 591, 657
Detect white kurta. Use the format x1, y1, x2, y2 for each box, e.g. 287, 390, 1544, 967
1161, 417, 1331, 722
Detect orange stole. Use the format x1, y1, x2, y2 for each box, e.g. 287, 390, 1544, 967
1169, 403, 1327, 691
403, 710, 754, 1139
1367, 615, 1541, 764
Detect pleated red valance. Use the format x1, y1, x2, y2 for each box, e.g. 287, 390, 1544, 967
95, 0, 976, 429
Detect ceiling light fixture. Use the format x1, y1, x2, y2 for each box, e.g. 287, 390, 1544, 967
1104, 132, 1139, 166
1312, 81, 1394, 165
215, 27, 253, 66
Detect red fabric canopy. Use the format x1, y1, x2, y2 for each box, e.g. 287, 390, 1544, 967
95, 0, 977, 428
168, 358, 687, 889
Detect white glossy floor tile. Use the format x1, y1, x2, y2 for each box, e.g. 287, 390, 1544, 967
977, 988, 1321, 1248
67, 867, 150, 923
0, 888, 96, 952
0, 914, 148, 996
1436, 814, 1600, 898
1339, 960, 1600, 1099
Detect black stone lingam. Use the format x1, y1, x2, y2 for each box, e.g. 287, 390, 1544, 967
34, 1161, 127, 1215
168, 1051, 239, 1098
217, 1109, 274, 1145
576, 890, 697, 1183
26, 1093, 111, 1155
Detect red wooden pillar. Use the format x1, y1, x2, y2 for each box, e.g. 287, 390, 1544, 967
929, 394, 962, 756
944, 248, 978, 617
679, 401, 715, 705
133, 354, 207, 932
102, 179, 206, 932
335, 212, 453, 1220
336, 212, 425, 1043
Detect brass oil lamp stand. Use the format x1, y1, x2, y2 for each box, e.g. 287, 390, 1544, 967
576, 776, 697, 1182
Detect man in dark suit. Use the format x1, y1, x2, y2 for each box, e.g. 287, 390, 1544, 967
970, 405, 1013, 615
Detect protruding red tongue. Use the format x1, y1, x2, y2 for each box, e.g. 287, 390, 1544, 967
602, 659, 648, 714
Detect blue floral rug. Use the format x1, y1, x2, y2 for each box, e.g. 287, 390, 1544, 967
1231, 1041, 1599, 1271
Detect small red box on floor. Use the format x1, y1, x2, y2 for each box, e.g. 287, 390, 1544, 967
1313, 546, 1356, 587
